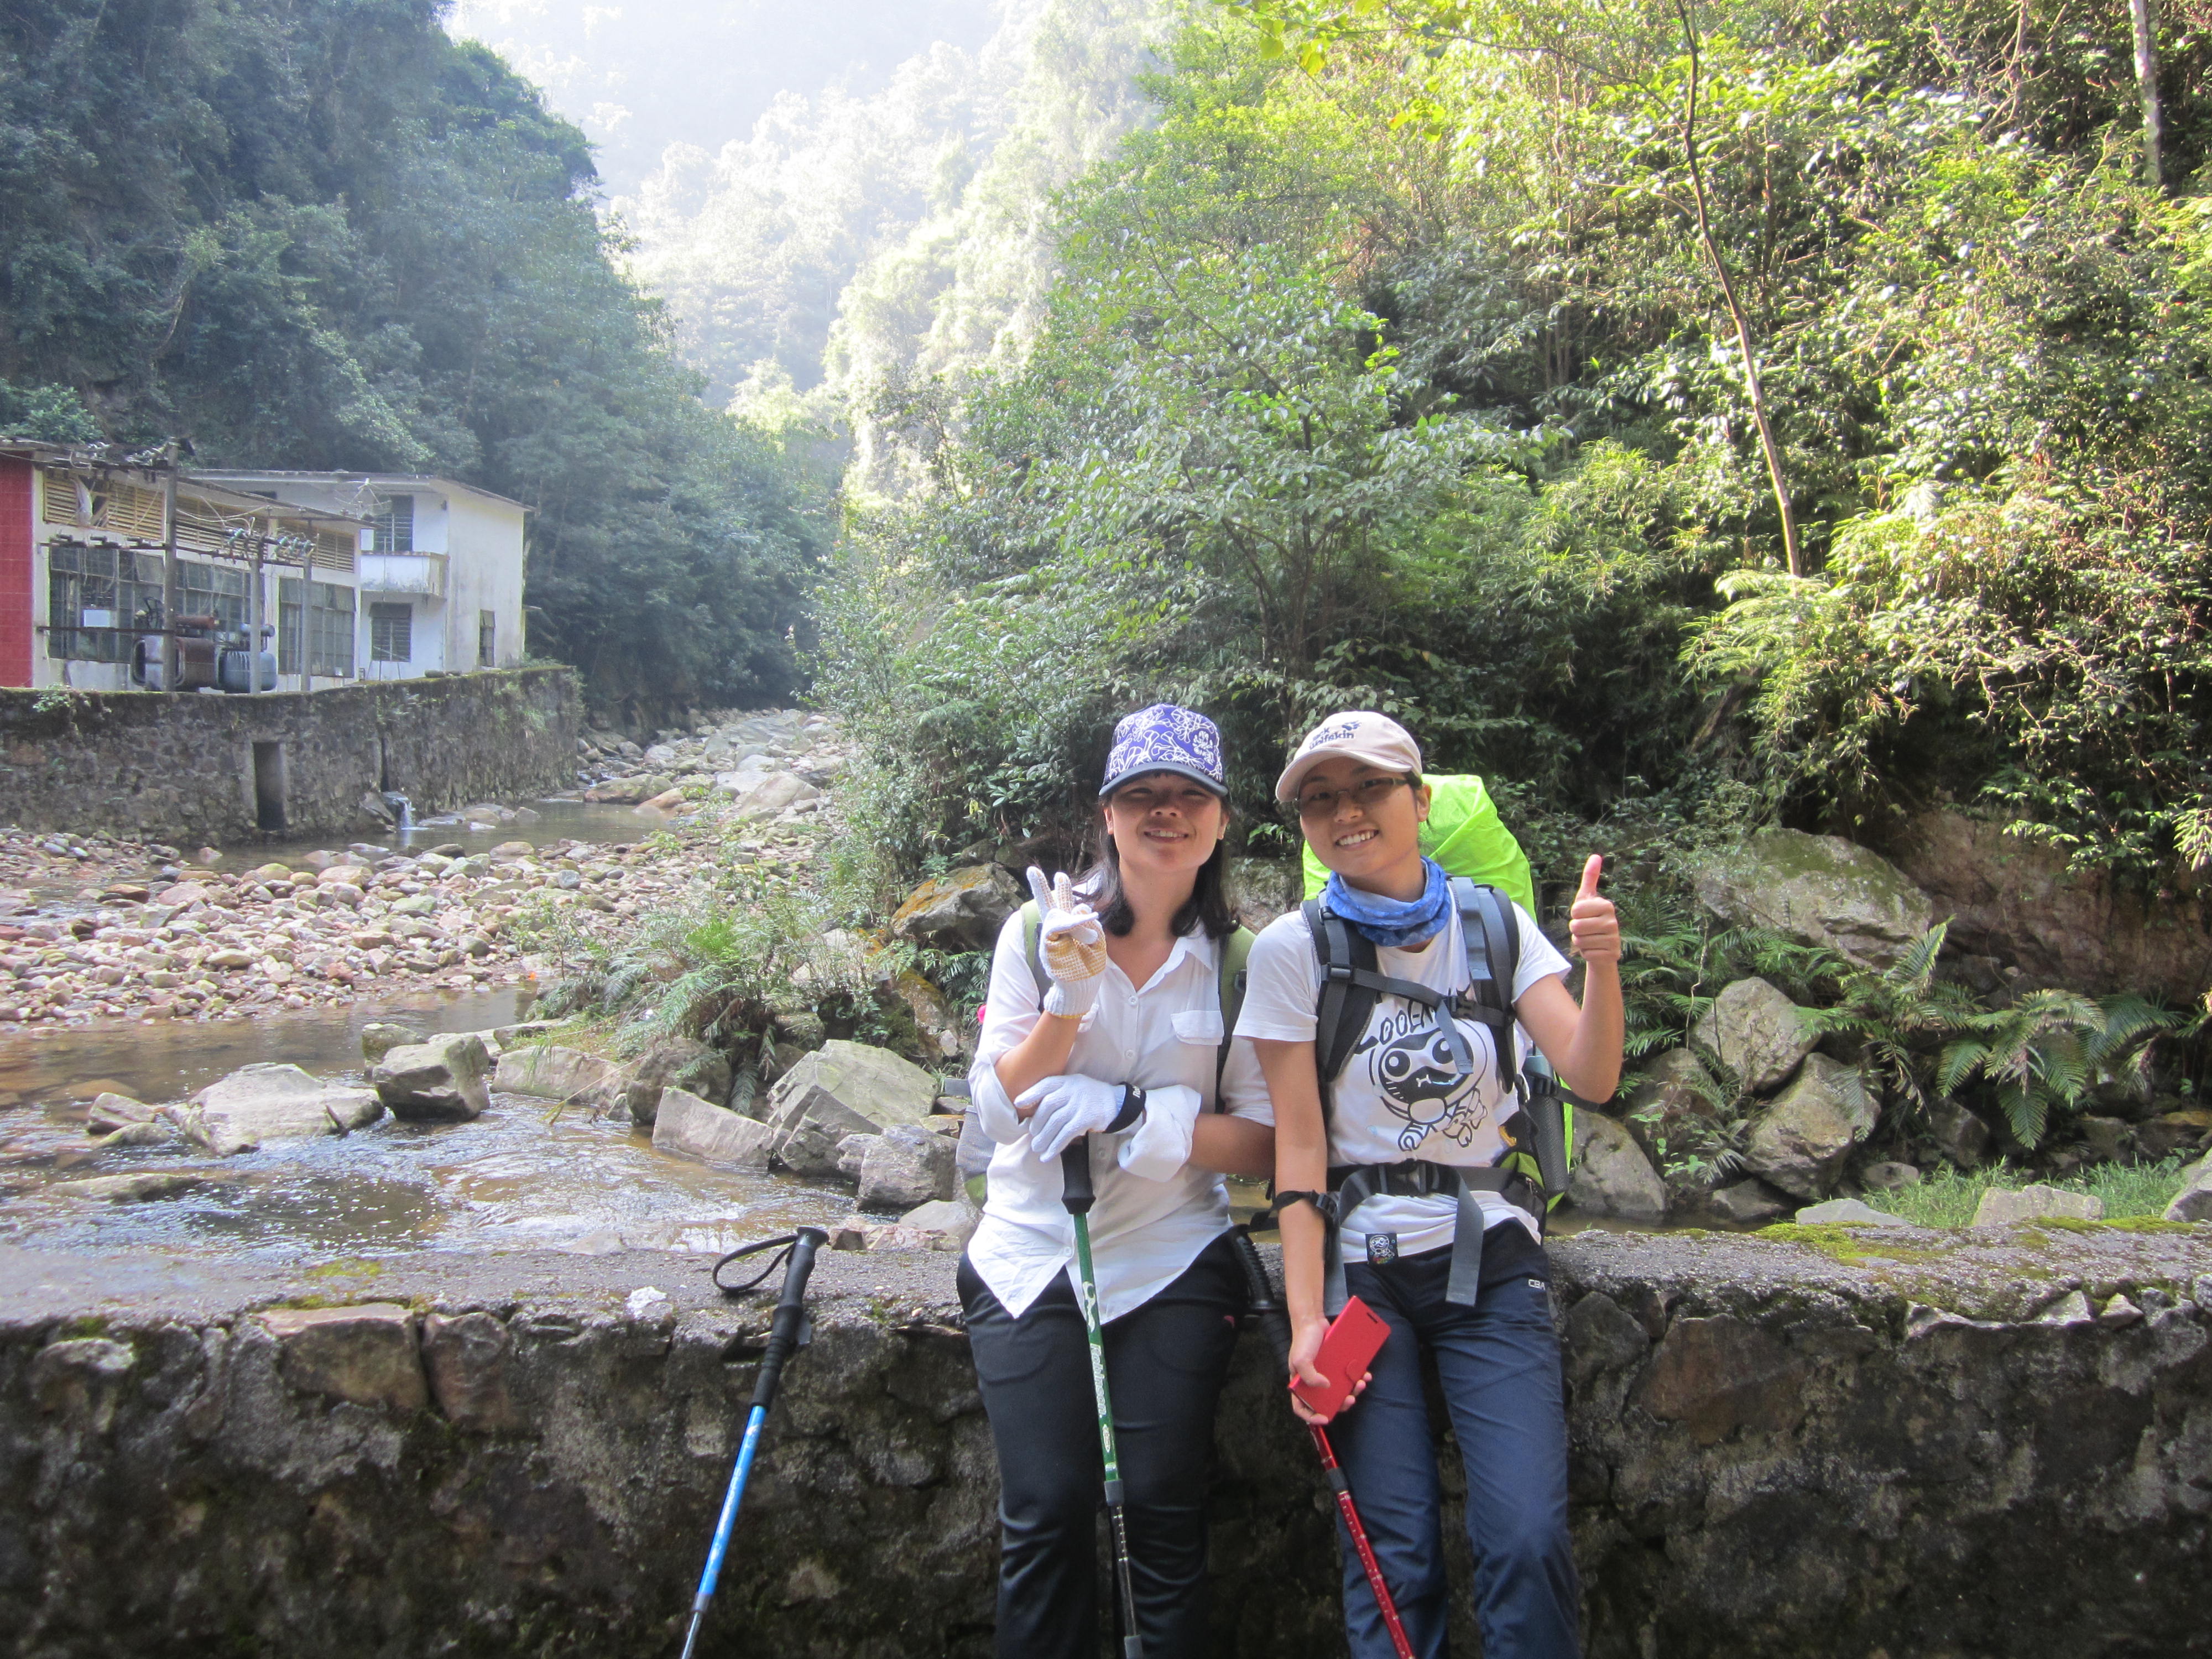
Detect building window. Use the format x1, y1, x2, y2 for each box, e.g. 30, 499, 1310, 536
278, 578, 356, 677
178, 559, 249, 636
369, 602, 413, 663
46, 544, 164, 662
478, 609, 496, 667
371, 495, 414, 553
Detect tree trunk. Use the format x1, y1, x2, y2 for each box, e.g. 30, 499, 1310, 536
2130, 0, 2163, 189
1674, 0, 1802, 578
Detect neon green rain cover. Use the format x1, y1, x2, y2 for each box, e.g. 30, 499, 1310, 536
1300, 774, 1535, 914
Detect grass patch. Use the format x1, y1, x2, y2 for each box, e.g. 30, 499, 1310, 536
1877, 1158, 2196, 1227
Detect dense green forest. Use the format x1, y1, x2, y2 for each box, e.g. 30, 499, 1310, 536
825, 0, 2212, 905
0, 0, 821, 715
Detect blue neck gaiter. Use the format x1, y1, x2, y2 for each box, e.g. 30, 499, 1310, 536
1322, 857, 1452, 948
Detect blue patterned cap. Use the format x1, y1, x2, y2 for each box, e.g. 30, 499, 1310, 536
1099, 704, 1228, 799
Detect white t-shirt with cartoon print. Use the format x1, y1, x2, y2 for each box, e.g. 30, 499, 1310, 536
1235, 899, 1572, 1260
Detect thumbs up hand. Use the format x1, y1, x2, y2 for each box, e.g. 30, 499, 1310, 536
1568, 854, 1620, 965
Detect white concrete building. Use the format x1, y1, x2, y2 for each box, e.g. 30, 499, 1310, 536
200, 472, 529, 680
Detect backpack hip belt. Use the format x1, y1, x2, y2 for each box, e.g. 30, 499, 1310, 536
1320, 1159, 1543, 1313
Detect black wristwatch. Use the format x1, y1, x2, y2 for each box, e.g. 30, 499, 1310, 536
1107, 1082, 1147, 1133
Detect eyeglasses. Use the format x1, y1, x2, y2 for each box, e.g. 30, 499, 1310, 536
1295, 775, 1412, 817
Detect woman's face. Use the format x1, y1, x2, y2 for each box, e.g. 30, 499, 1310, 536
1103, 771, 1226, 879
1294, 755, 1430, 882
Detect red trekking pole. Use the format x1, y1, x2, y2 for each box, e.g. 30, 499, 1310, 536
1232, 1231, 1416, 1659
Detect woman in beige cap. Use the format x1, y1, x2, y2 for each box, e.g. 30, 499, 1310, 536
1235, 709, 1622, 1659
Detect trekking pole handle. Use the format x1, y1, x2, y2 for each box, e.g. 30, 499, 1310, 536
1061, 1142, 1095, 1215
1230, 1232, 1296, 1374
749, 1225, 827, 1413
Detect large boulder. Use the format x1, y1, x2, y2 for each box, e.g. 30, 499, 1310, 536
1566, 1112, 1668, 1223
359, 1022, 426, 1066
165, 1063, 383, 1155
617, 1034, 733, 1128
764, 1039, 940, 1175
583, 774, 672, 805
1741, 1054, 1879, 1199
857, 1124, 958, 1208
1694, 828, 1935, 968
1692, 978, 1816, 1094
651, 1088, 774, 1169
1883, 808, 2212, 1001
491, 1045, 626, 1112
1973, 1184, 2103, 1226
728, 771, 823, 824
372, 1033, 493, 1121
889, 865, 1025, 953
2163, 1154, 2212, 1223
1926, 1097, 1992, 1169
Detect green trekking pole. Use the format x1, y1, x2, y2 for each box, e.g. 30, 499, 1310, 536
1061, 1141, 1144, 1658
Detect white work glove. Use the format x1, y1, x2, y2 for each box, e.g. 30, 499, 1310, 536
1026, 865, 1108, 1018
1018, 1073, 1125, 1161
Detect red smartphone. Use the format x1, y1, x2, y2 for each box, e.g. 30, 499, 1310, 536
1290, 1296, 1391, 1418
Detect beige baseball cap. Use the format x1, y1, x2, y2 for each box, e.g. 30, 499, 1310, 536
1274, 711, 1424, 801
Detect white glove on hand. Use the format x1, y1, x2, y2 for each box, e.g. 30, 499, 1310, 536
1026, 865, 1108, 1018
1018, 1074, 1123, 1161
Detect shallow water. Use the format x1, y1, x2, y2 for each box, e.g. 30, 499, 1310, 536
0, 989, 829, 1263
207, 796, 671, 872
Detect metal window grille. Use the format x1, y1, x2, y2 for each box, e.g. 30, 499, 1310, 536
369, 602, 413, 664
478, 609, 496, 667
278, 579, 357, 677
371, 495, 414, 553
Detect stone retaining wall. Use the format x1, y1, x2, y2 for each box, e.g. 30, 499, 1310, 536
0, 667, 579, 844
2, 1227, 2208, 1657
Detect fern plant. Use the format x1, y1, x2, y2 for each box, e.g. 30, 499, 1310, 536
1936, 990, 2185, 1149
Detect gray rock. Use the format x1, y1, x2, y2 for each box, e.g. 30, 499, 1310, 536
1794, 1198, 1908, 1226
1707, 1178, 1792, 1225
491, 1044, 625, 1111
84, 1092, 157, 1135
617, 1034, 733, 1129
164, 1063, 384, 1155
1972, 1183, 2103, 1226
652, 1087, 774, 1168
859, 1124, 958, 1208
728, 771, 823, 825
2098, 1294, 2143, 1328
889, 864, 1025, 953
836, 1133, 879, 1181
765, 1040, 940, 1175
2036, 1288, 2094, 1324
2076, 1115, 2132, 1164
1694, 828, 1936, 968
2163, 1153, 2212, 1223
53, 1172, 219, 1203
361, 1022, 427, 1066
1566, 1112, 1668, 1223
1742, 1054, 1879, 1199
372, 1033, 493, 1121
260, 1303, 427, 1411
1859, 1160, 1922, 1192
1693, 978, 1816, 1094
421, 1312, 521, 1431
895, 1195, 980, 1251
1927, 1097, 1992, 1169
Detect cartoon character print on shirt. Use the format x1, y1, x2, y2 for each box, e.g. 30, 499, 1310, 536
1351, 1002, 1485, 1154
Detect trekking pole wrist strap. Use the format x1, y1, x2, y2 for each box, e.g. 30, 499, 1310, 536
1270, 1189, 1339, 1224
1107, 1083, 1146, 1133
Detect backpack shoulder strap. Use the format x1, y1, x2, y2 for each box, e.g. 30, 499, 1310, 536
1304, 897, 1379, 1119
1020, 901, 1048, 1001
1213, 925, 1256, 1104
1452, 878, 1521, 1097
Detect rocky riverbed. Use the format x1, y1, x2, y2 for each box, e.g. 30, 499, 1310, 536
0, 708, 843, 1031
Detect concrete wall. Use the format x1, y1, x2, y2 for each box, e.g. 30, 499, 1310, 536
441, 493, 526, 670
2, 1228, 2206, 1658
0, 666, 578, 844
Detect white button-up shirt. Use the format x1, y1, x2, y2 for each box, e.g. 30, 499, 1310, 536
967, 909, 1272, 1322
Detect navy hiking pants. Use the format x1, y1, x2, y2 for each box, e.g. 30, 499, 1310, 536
1327, 1224, 1581, 1659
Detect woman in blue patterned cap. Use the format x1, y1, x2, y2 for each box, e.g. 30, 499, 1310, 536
963, 702, 1275, 1657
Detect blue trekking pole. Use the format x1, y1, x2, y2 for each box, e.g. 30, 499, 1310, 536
680, 1224, 829, 1659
